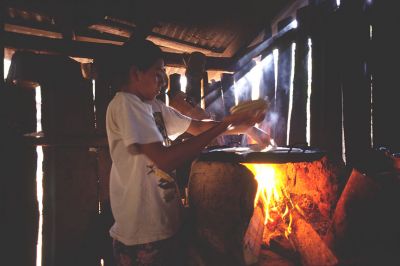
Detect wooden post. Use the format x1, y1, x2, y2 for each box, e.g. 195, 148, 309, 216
185, 51, 206, 106
168, 73, 181, 97
3, 46, 42, 266
370, 1, 400, 151
36, 56, 100, 265
221, 73, 243, 145
234, 60, 255, 104
221, 73, 235, 116
341, 0, 372, 166
39, 55, 95, 137
204, 80, 225, 121
93, 57, 116, 135
259, 50, 277, 141
289, 6, 311, 146
309, 4, 343, 157
272, 16, 297, 146
259, 51, 276, 103
274, 40, 292, 146
2, 82, 38, 266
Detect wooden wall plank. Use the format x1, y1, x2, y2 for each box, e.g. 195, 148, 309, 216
370, 1, 400, 152
42, 147, 99, 266
221, 73, 242, 146
9, 54, 108, 265
320, 10, 343, 158
289, 7, 310, 146
233, 59, 256, 103
221, 73, 235, 116
272, 13, 297, 146
309, 4, 343, 158
310, 5, 330, 150
341, 0, 372, 167
93, 57, 116, 136
2, 83, 38, 266
205, 82, 225, 121
41, 146, 113, 265
259, 51, 276, 140
274, 42, 292, 146
259, 52, 276, 103
39, 55, 95, 137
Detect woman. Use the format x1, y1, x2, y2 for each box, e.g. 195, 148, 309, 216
106, 39, 268, 265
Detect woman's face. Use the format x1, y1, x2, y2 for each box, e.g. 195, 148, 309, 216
135, 58, 166, 101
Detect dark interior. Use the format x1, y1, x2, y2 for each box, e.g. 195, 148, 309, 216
2, 0, 400, 265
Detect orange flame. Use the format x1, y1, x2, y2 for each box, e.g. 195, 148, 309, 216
242, 163, 294, 238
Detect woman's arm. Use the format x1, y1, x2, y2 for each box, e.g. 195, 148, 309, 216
186, 115, 271, 147
134, 120, 230, 173
245, 126, 272, 150
135, 110, 263, 173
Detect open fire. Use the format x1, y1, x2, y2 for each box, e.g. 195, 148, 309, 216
241, 161, 339, 266
242, 163, 297, 241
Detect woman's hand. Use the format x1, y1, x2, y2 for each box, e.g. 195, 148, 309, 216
222, 109, 271, 150
246, 127, 272, 150
223, 109, 266, 130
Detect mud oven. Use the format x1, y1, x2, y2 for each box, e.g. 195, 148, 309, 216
187, 146, 345, 266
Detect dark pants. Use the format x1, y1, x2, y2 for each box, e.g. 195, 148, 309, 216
112, 233, 187, 266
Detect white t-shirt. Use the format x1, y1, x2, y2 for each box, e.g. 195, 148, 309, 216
106, 92, 191, 245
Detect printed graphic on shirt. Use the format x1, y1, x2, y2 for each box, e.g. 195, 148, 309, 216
153, 112, 172, 147
146, 164, 177, 203
148, 110, 177, 202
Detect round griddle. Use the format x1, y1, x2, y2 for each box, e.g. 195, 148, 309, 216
198, 145, 326, 164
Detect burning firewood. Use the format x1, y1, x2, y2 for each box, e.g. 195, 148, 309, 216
243, 205, 265, 265
243, 200, 338, 266
240, 160, 342, 266
324, 168, 400, 264
290, 213, 338, 266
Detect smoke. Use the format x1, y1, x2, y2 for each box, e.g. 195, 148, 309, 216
202, 44, 292, 147
232, 54, 282, 124
268, 112, 279, 125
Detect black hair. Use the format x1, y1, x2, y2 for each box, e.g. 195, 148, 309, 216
112, 39, 164, 88
121, 39, 163, 71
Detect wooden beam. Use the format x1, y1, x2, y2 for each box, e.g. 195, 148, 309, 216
74, 35, 124, 46
147, 34, 224, 57
3, 31, 118, 58
164, 50, 233, 70
221, 23, 264, 58
232, 27, 296, 72
5, 23, 62, 39
88, 23, 132, 38
4, 15, 234, 69
3, 31, 233, 70
89, 21, 226, 56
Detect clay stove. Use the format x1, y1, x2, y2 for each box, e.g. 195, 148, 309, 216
188, 146, 345, 266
